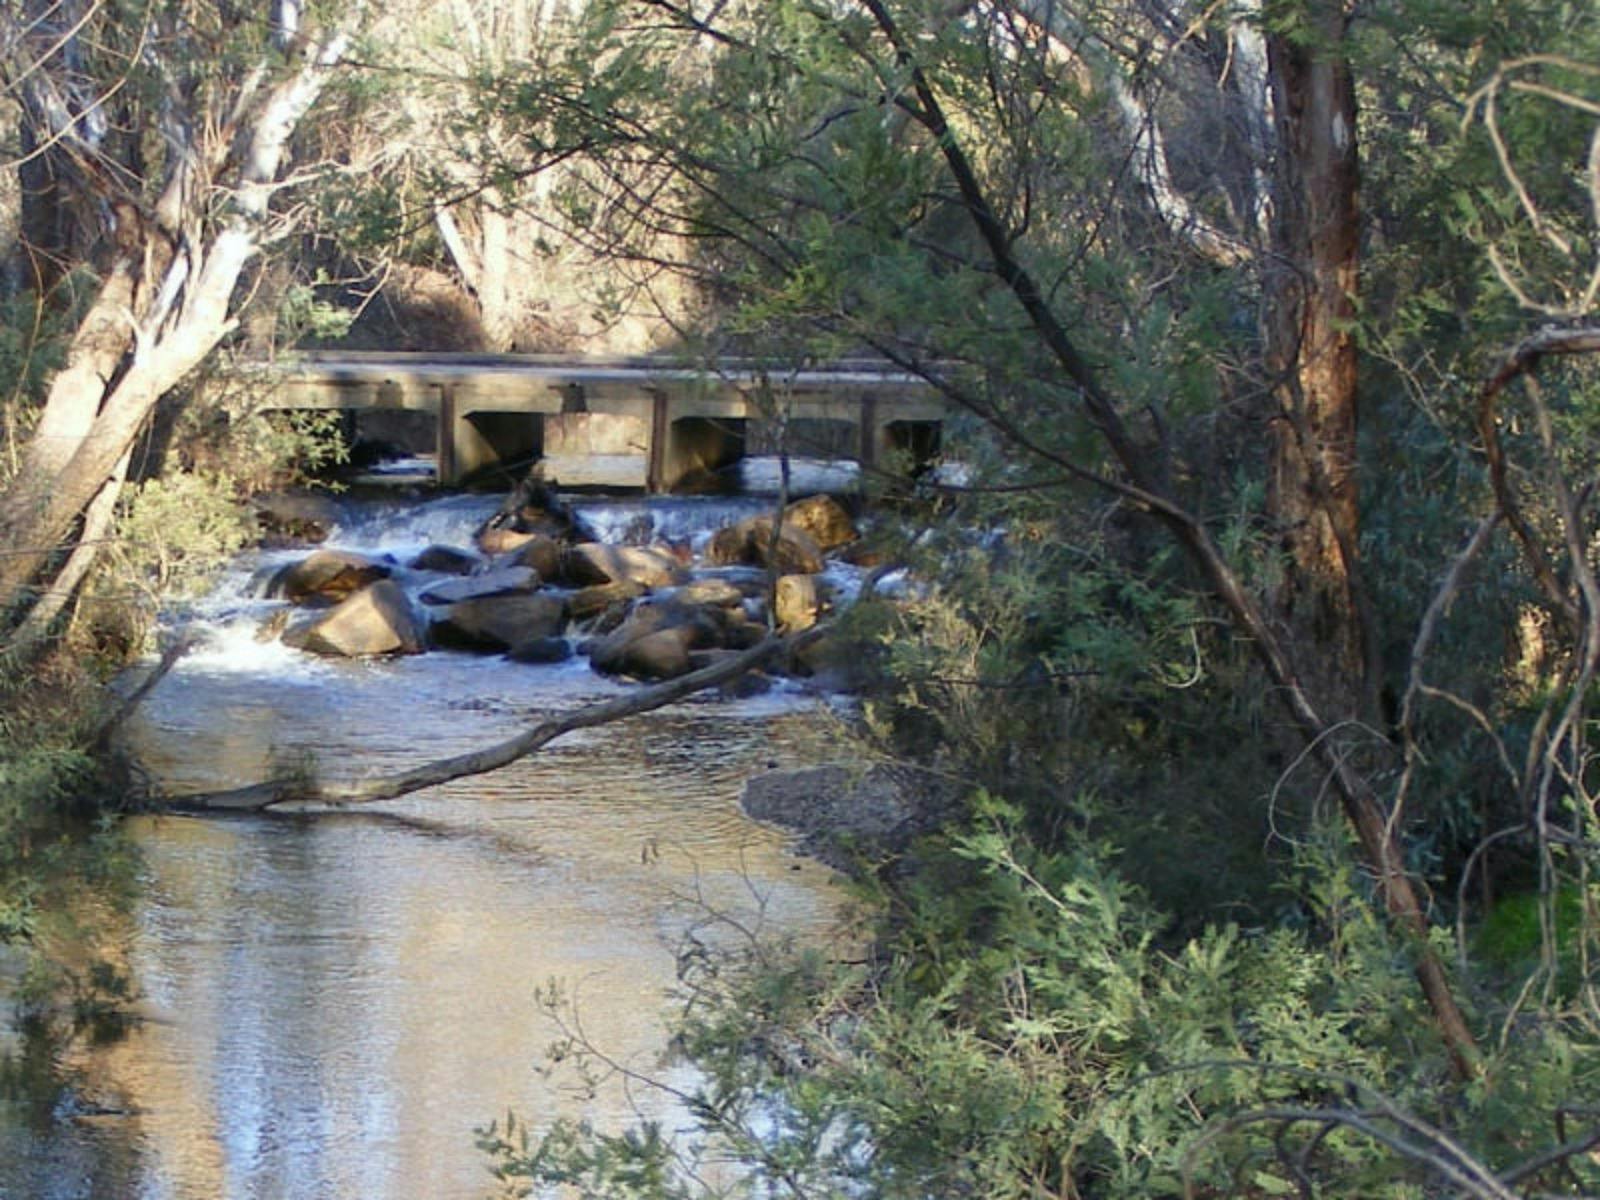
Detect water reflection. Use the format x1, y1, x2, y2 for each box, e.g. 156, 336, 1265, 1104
6, 698, 842, 1200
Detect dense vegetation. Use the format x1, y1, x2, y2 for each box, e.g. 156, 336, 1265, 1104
4, 0, 1600, 1196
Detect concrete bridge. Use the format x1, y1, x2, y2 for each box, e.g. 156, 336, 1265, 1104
263, 352, 946, 489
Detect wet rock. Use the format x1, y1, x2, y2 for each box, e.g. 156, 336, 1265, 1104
409, 544, 480, 575
474, 475, 592, 553
418, 566, 539, 605
505, 636, 575, 664
253, 490, 347, 546
566, 580, 649, 623
492, 533, 564, 582
774, 574, 824, 632
562, 543, 686, 590
670, 577, 748, 608
430, 592, 567, 652
717, 667, 775, 699
720, 607, 769, 649
783, 494, 857, 552
254, 609, 290, 643
706, 517, 825, 575
264, 549, 391, 604
589, 624, 696, 680
281, 580, 424, 657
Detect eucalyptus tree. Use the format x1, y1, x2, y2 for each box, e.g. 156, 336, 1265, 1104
486, 0, 1495, 1067
0, 0, 365, 660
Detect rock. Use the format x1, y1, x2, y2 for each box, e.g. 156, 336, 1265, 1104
717, 668, 774, 699
741, 764, 952, 871
721, 609, 770, 649
566, 580, 649, 622
253, 490, 347, 545
789, 629, 880, 693
774, 574, 824, 632
670, 577, 748, 608
783, 494, 857, 552
265, 549, 391, 603
477, 527, 540, 556
473, 475, 592, 553
492, 533, 564, 582
409, 544, 481, 575
505, 636, 574, 664
281, 580, 424, 657
705, 517, 825, 575
254, 609, 290, 643
562, 543, 686, 589
418, 566, 539, 605
429, 592, 567, 652
589, 624, 696, 680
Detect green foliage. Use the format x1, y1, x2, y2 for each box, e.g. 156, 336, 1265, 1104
488, 807, 1600, 1199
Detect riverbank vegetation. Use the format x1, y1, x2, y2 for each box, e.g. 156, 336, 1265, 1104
4, 0, 1600, 1196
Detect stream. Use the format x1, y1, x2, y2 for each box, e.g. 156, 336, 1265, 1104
1, 487, 854, 1200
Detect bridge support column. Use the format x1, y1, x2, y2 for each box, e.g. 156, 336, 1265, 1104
437, 383, 458, 484
858, 393, 879, 474
646, 388, 670, 493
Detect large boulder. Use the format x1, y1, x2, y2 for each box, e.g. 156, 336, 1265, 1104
418, 565, 540, 606
429, 592, 568, 653
263, 549, 391, 604
582, 597, 728, 679
281, 580, 424, 657
706, 517, 826, 575
783, 494, 857, 552
589, 624, 697, 680
562, 542, 686, 589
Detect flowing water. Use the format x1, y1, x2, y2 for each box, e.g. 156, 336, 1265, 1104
1, 490, 855, 1200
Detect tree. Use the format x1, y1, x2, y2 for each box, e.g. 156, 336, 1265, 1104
482, 0, 1492, 1069
0, 1, 363, 658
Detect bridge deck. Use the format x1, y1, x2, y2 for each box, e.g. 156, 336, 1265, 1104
258, 352, 946, 487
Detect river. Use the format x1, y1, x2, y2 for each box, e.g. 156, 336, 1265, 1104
0, 488, 853, 1200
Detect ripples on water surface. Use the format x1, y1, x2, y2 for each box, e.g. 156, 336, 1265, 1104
2, 494, 853, 1200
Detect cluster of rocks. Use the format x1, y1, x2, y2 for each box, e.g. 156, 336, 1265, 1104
252, 486, 869, 689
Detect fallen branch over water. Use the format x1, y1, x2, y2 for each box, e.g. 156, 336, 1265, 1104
168, 629, 820, 812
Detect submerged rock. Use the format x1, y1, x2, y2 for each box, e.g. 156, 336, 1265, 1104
505, 636, 574, 664
281, 580, 424, 657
